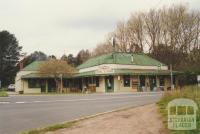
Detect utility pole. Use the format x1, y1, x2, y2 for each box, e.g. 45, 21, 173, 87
170, 64, 174, 90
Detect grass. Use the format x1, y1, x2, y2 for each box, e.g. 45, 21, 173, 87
0, 88, 8, 97
157, 85, 200, 134
21, 121, 76, 134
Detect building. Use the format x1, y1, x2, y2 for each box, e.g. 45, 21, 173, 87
15, 52, 179, 93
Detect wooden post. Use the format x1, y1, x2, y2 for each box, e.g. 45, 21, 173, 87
45, 79, 48, 93
60, 74, 63, 93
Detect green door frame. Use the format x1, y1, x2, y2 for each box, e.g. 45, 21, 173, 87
105, 76, 114, 92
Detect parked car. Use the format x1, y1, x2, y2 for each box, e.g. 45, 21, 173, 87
8, 84, 15, 91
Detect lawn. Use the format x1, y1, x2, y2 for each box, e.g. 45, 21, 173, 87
0, 91, 8, 97
0, 89, 8, 97
157, 85, 200, 134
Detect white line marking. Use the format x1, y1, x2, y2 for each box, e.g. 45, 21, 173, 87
29, 94, 161, 104
15, 101, 25, 104
0, 102, 10, 104
2, 93, 162, 105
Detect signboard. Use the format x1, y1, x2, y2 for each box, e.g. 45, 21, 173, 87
95, 65, 114, 74
197, 75, 200, 81
198, 75, 200, 87
167, 99, 198, 130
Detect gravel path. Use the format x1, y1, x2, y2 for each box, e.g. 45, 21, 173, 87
47, 104, 169, 134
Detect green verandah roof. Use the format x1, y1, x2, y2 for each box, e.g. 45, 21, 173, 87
77, 52, 166, 69
21, 73, 74, 79
21, 69, 179, 79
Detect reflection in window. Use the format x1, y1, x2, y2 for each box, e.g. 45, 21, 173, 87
123, 75, 130, 87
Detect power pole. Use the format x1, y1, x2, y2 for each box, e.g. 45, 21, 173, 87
170, 64, 174, 90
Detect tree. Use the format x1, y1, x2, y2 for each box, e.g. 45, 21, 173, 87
60, 54, 68, 61
23, 51, 47, 67
76, 49, 90, 65
39, 59, 76, 93
0, 30, 22, 87
67, 54, 76, 67
48, 55, 57, 60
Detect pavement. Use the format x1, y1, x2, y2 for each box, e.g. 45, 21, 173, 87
0, 92, 162, 134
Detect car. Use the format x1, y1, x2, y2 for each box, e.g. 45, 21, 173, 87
8, 84, 15, 91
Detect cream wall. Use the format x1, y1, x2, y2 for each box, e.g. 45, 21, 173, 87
15, 71, 37, 93
22, 80, 41, 94
96, 76, 105, 93
115, 75, 137, 92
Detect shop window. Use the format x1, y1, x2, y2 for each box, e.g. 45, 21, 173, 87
123, 75, 130, 87
28, 79, 41, 88
63, 79, 70, 88
139, 76, 145, 87
96, 77, 99, 87
159, 76, 165, 86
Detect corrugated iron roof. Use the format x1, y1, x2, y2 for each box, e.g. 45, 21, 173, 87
77, 52, 166, 69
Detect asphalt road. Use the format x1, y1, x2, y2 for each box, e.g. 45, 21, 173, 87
0, 92, 162, 134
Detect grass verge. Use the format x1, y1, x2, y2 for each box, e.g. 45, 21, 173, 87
157, 85, 200, 134
0, 91, 8, 97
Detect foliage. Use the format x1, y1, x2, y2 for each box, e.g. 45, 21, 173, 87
23, 51, 47, 67
0, 30, 22, 86
157, 86, 200, 134
93, 4, 200, 74
39, 59, 76, 92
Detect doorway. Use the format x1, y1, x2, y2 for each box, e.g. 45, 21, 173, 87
149, 76, 157, 91
40, 79, 46, 93
105, 76, 114, 92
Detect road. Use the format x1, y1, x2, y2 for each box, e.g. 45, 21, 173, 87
0, 92, 162, 134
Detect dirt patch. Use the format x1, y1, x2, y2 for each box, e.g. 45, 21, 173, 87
47, 104, 169, 134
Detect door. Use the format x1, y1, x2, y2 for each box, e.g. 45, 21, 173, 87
40, 79, 46, 93
149, 76, 157, 91
105, 76, 114, 92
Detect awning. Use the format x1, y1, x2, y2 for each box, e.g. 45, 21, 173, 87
21, 73, 73, 79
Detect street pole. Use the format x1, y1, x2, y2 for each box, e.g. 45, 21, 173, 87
60, 74, 63, 93
170, 64, 174, 90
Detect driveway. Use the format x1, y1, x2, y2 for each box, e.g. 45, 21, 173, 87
0, 92, 162, 134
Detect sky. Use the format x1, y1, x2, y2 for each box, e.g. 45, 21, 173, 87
0, 0, 199, 57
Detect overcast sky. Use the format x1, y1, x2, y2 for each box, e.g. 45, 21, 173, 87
0, 0, 199, 57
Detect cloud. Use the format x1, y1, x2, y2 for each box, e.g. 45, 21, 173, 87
0, 0, 199, 57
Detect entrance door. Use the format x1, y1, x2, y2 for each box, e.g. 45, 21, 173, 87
105, 76, 114, 92
149, 76, 156, 91
40, 79, 46, 93
48, 79, 56, 92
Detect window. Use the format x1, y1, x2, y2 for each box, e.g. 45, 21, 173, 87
63, 79, 70, 88
159, 76, 165, 86
123, 75, 130, 87
139, 76, 145, 87
95, 77, 99, 87
28, 79, 41, 88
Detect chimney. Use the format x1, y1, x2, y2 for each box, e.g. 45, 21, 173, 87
19, 60, 24, 71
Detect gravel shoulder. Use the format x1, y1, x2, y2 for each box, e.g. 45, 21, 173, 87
47, 104, 169, 134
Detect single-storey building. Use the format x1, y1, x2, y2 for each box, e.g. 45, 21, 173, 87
15, 52, 179, 94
